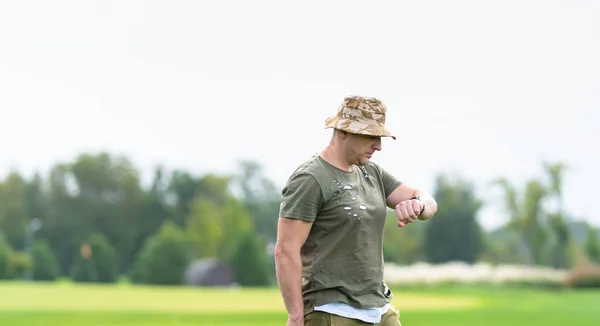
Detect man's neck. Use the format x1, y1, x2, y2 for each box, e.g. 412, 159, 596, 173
319, 145, 353, 172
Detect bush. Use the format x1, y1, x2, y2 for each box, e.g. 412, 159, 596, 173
71, 233, 120, 283
130, 221, 191, 285
565, 265, 600, 288
8, 251, 31, 279
228, 231, 271, 286
32, 240, 59, 281
0, 234, 12, 279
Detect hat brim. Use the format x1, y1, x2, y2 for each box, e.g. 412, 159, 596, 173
325, 116, 396, 140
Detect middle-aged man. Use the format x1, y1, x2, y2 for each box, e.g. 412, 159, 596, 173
274, 95, 438, 326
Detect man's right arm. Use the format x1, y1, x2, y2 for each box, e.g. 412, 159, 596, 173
274, 216, 313, 325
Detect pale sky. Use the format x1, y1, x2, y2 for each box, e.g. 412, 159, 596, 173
1, 0, 598, 230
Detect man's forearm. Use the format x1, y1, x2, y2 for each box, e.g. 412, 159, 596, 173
275, 247, 304, 320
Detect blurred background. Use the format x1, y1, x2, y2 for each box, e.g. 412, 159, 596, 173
0, 0, 599, 312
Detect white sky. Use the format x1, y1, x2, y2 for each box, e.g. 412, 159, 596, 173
1, 0, 598, 230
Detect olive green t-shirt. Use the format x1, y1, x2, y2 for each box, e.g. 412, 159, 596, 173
279, 155, 403, 316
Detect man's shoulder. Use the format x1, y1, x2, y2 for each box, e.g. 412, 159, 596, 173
284, 154, 338, 192
289, 154, 326, 177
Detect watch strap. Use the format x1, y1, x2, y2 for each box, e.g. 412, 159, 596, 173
410, 196, 426, 216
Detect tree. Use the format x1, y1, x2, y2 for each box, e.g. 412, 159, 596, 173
69, 153, 143, 273
185, 195, 253, 260
130, 221, 192, 285
383, 211, 426, 264
233, 160, 281, 242
494, 161, 575, 267
544, 162, 572, 269
168, 172, 232, 227
228, 230, 271, 286
44, 162, 82, 275
482, 231, 528, 265
494, 177, 549, 266
219, 198, 253, 259
584, 224, 600, 264
547, 212, 572, 268
31, 239, 59, 281
71, 233, 120, 283
424, 174, 484, 264
8, 251, 31, 279
41, 153, 144, 275
0, 172, 28, 250
168, 171, 202, 226
23, 173, 49, 229
186, 199, 223, 259
0, 233, 12, 279
129, 166, 171, 274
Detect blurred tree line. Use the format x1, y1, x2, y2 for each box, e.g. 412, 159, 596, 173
0, 152, 599, 286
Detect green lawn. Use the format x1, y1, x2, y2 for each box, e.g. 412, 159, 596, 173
0, 282, 597, 325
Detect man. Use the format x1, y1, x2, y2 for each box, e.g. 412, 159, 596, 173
274, 95, 438, 326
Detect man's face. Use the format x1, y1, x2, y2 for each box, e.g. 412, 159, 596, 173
345, 132, 382, 166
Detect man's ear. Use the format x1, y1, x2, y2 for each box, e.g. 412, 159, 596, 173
334, 129, 347, 139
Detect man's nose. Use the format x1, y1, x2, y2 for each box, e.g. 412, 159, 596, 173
372, 138, 382, 151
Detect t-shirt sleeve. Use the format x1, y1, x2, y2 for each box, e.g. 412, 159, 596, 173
279, 171, 323, 222
378, 165, 403, 197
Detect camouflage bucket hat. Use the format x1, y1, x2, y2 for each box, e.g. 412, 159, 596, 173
324, 96, 396, 140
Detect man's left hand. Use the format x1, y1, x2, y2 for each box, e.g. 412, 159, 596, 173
395, 198, 423, 227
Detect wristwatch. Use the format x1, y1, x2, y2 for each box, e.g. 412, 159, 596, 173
410, 196, 426, 217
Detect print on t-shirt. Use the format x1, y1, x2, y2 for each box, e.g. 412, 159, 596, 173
332, 179, 367, 221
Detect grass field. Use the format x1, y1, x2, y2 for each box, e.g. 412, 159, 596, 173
0, 282, 598, 325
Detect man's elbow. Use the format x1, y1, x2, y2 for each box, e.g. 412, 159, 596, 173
274, 243, 284, 261
274, 241, 297, 262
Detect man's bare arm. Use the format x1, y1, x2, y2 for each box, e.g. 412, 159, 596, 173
274, 216, 313, 324
386, 183, 438, 220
